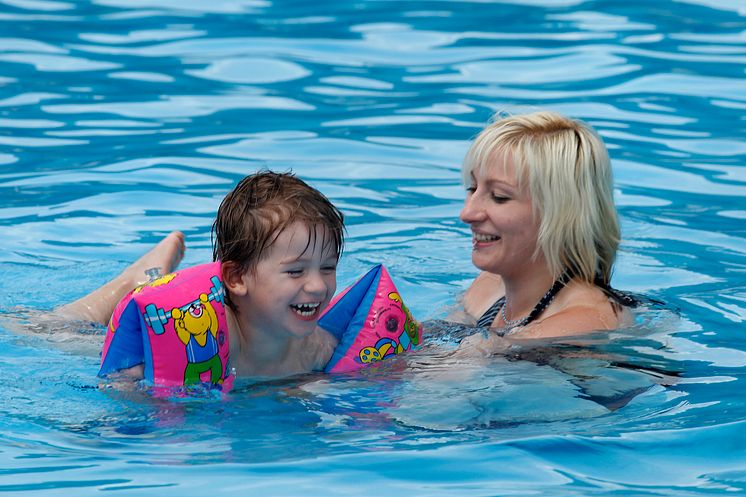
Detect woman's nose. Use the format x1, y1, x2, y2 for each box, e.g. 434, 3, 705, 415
460, 193, 484, 224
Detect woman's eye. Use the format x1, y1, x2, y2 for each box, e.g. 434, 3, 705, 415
491, 194, 510, 203
466, 186, 476, 194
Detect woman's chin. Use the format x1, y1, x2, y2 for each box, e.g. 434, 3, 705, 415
471, 255, 500, 273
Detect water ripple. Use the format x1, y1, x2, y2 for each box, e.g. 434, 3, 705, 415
42, 93, 314, 118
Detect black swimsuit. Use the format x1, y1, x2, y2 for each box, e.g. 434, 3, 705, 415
476, 273, 638, 331
476, 296, 505, 328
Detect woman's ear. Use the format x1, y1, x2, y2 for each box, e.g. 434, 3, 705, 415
221, 261, 249, 297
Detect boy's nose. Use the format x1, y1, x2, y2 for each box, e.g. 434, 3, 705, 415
304, 271, 329, 295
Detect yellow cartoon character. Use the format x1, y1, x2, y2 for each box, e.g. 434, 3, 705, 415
171, 293, 223, 385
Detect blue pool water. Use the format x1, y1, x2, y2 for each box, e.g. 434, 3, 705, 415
1, 0, 745, 494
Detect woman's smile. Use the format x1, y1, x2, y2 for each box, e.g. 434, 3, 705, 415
472, 231, 501, 247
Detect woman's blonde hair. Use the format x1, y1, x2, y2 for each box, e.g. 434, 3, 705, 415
462, 110, 619, 285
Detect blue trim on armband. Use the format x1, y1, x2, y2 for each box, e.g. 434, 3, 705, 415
140, 309, 155, 384
320, 264, 382, 373
99, 298, 145, 377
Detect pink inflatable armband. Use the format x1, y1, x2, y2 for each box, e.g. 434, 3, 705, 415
99, 262, 233, 390
319, 264, 422, 373
99, 262, 419, 389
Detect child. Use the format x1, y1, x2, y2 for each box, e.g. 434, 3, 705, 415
59, 171, 345, 379
212, 170, 343, 377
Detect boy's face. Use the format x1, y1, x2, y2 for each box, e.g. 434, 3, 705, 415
240, 221, 338, 340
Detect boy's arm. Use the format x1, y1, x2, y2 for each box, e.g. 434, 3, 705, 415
122, 363, 145, 379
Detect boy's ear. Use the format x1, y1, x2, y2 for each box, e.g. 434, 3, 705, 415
221, 261, 249, 297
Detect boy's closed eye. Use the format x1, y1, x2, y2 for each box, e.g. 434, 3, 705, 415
321, 264, 337, 274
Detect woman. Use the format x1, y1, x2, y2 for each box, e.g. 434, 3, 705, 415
456, 110, 633, 339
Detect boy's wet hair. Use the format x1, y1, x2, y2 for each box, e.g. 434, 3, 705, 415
212, 171, 345, 309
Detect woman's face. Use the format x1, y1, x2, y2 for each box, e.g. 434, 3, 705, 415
459, 153, 544, 278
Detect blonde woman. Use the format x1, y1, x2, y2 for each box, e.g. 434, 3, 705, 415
457, 110, 635, 341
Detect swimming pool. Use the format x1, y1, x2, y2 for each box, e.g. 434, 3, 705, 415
1, 0, 745, 494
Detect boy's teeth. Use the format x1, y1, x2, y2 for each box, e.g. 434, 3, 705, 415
474, 233, 500, 242
291, 303, 320, 317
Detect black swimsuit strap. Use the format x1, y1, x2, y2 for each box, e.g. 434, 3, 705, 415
476, 297, 504, 327
476, 272, 654, 328
521, 270, 572, 325
476, 271, 572, 328
593, 274, 642, 307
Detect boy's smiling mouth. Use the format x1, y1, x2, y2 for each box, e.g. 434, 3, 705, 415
290, 302, 322, 319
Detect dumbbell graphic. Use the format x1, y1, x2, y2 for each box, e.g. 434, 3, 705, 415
143, 276, 225, 335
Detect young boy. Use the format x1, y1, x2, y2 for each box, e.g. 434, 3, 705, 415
58, 171, 345, 379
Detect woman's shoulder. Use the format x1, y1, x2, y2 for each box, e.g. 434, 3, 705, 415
462, 271, 504, 321
522, 281, 631, 338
